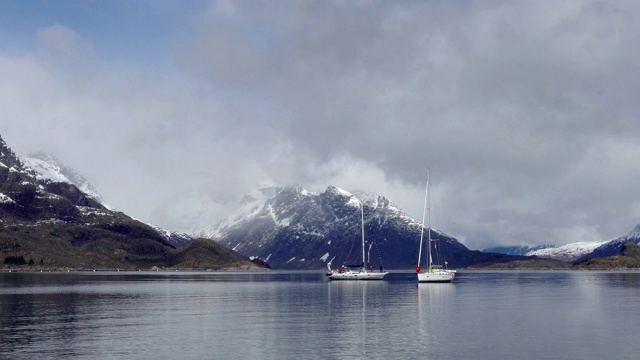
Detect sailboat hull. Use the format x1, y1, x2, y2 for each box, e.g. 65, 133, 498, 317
417, 270, 455, 283
327, 202, 388, 281
328, 271, 388, 281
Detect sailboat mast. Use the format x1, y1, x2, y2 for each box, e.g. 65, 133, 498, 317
417, 176, 429, 268
361, 203, 366, 271
427, 169, 432, 271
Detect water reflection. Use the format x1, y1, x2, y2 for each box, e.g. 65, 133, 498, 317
1, 288, 147, 358
415, 283, 456, 356
2, 271, 640, 359
324, 280, 389, 357
600, 271, 640, 288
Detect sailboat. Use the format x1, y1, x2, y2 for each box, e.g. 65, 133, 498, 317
327, 203, 388, 280
417, 170, 456, 283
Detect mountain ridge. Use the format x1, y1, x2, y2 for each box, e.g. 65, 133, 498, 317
202, 185, 530, 270
9, 135, 639, 271
574, 224, 640, 262
0, 134, 263, 271
19, 151, 197, 249
21, 151, 112, 210
483, 224, 640, 264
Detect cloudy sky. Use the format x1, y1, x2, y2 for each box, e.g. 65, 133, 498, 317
2, 0, 640, 250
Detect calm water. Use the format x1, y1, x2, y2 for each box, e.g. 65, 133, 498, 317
1, 270, 639, 360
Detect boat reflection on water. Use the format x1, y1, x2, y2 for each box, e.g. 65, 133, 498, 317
417, 281, 457, 309
327, 278, 388, 306
416, 281, 457, 342
324, 278, 391, 356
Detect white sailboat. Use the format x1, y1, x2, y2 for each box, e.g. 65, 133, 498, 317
417, 170, 456, 283
327, 203, 388, 281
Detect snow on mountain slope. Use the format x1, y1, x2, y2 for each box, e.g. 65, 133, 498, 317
577, 223, 640, 260
146, 223, 194, 248
21, 152, 112, 209
195, 185, 471, 269
619, 223, 640, 242
355, 191, 409, 217
20, 151, 194, 248
526, 241, 608, 262
482, 245, 554, 256
196, 185, 284, 239
200, 186, 422, 240
523, 224, 640, 262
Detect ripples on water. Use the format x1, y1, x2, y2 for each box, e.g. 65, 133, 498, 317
1, 271, 639, 360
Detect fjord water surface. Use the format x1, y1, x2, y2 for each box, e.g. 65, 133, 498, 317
1, 271, 638, 359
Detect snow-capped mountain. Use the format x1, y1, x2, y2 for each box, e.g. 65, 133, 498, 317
576, 224, 640, 261
18, 151, 193, 249
484, 224, 640, 263
21, 152, 112, 209
0, 133, 258, 269
202, 185, 524, 270
147, 223, 195, 249
526, 241, 609, 262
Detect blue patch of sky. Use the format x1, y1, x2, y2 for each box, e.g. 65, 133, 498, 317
0, 0, 209, 66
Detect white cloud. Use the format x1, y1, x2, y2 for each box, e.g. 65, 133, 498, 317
2, 0, 640, 250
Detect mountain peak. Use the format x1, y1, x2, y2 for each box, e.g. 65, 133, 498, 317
325, 185, 361, 207
206, 184, 471, 269
20, 152, 111, 209
627, 223, 640, 239
0, 134, 23, 170
0, 132, 262, 269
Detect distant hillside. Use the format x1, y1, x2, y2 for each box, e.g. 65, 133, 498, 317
575, 224, 640, 262
470, 242, 640, 270
467, 257, 572, 270
483, 245, 554, 256
485, 240, 623, 262
20, 152, 195, 249
573, 242, 640, 269
485, 223, 640, 264
0, 134, 265, 271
